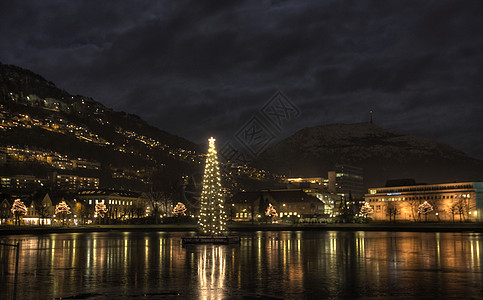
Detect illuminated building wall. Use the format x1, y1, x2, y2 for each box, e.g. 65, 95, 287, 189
77, 189, 145, 220
365, 182, 483, 222
328, 164, 364, 200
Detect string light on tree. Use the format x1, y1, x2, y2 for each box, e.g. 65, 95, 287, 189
265, 203, 278, 217
173, 202, 187, 216
198, 137, 227, 236
418, 201, 433, 221
95, 202, 108, 218
360, 202, 374, 217
11, 198, 27, 225
55, 200, 71, 225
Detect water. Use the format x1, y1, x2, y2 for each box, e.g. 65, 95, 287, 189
1, 231, 482, 299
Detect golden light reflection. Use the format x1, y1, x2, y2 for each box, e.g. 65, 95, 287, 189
1, 231, 482, 299
197, 245, 226, 300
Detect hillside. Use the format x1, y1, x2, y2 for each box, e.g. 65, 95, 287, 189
0, 62, 204, 192
0, 62, 282, 196
253, 122, 483, 187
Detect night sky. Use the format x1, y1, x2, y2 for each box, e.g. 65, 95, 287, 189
1, 1, 482, 158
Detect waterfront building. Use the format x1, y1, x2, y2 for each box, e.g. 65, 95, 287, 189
328, 164, 364, 200
0, 198, 11, 224
230, 189, 324, 222
365, 181, 483, 222
77, 189, 146, 220
284, 177, 341, 216
23, 193, 55, 225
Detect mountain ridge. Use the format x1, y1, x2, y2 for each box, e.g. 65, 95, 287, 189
0, 61, 203, 192
253, 122, 483, 187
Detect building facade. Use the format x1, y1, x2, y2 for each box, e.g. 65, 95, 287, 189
365, 182, 483, 222
230, 189, 324, 222
77, 189, 146, 220
53, 173, 100, 191
284, 177, 341, 216
328, 164, 364, 200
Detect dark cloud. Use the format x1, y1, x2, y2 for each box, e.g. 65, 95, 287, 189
0, 0, 482, 158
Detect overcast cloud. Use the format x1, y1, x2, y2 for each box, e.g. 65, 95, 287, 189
1, 0, 482, 158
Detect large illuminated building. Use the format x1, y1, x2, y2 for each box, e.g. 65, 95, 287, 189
285, 177, 340, 216
365, 181, 483, 222
77, 189, 145, 220
328, 164, 364, 200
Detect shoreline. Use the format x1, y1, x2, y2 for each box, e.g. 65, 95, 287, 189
1, 223, 483, 235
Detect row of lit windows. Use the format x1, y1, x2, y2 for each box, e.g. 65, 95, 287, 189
87, 199, 133, 206
236, 212, 251, 218
280, 212, 299, 217
367, 193, 472, 202
370, 184, 473, 194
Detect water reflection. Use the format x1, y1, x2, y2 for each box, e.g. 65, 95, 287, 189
0, 231, 482, 299
197, 245, 226, 300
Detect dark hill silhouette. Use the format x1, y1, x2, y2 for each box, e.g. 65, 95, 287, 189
253, 122, 483, 188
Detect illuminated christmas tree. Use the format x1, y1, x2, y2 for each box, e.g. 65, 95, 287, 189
360, 202, 374, 217
55, 200, 71, 225
265, 203, 278, 217
199, 137, 227, 235
173, 202, 187, 216
95, 202, 108, 218
11, 199, 27, 225
418, 201, 433, 222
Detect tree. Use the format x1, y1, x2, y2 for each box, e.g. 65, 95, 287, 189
36, 193, 52, 226
11, 199, 27, 225
449, 203, 458, 222
339, 193, 357, 223
428, 198, 442, 222
418, 201, 433, 222
133, 201, 146, 223
78, 202, 92, 225
359, 202, 374, 219
55, 200, 71, 225
199, 137, 227, 235
143, 191, 164, 224
452, 197, 470, 222
36, 202, 50, 226
408, 199, 423, 222
172, 202, 187, 216
95, 202, 108, 220
386, 202, 399, 223
265, 203, 278, 220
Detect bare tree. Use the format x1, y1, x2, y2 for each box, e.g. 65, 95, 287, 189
429, 198, 442, 222
133, 201, 146, 222
418, 201, 434, 222
408, 199, 422, 222
386, 202, 399, 223
78, 203, 92, 225
453, 197, 470, 222
449, 203, 458, 222
143, 191, 164, 224
36, 202, 50, 226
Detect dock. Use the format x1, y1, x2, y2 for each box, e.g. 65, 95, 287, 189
182, 235, 240, 244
